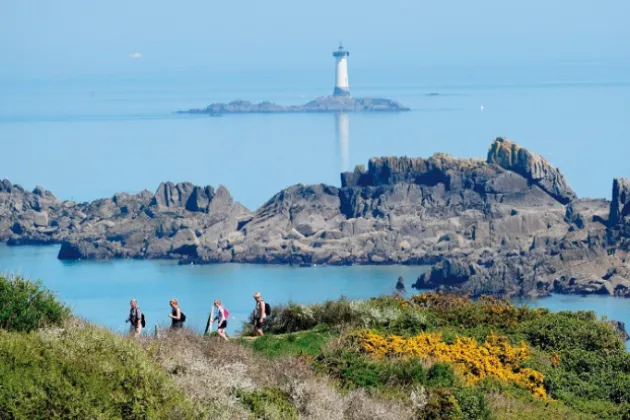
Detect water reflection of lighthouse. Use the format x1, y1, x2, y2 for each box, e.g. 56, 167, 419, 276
336, 112, 350, 173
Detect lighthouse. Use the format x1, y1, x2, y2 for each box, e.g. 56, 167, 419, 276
332, 43, 350, 96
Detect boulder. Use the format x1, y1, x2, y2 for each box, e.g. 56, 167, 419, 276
32, 211, 49, 227
170, 228, 200, 256
487, 137, 576, 204
152, 182, 195, 209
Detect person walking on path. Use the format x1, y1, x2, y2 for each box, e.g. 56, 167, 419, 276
206, 299, 229, 341
253, 292, 266, 336
126, 299, 143, 338
169, 298, 186, 329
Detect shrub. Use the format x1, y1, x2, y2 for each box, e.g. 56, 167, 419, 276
236, 387, 298, 420
543, 348, 630, 404
452, 386, 494, 420
314, 347, 427, 391
242, 296, 435, 336
268, 303, 318, 333
0, 321, 194, 419
356, 330, 546, 398
427, 363, 457, 387
0, 274, 70, 332
412, 292, 545, 330
416, 388, 463, 420
518, 311, 624, 353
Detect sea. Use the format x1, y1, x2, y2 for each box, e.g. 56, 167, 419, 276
1, 62, 629, 340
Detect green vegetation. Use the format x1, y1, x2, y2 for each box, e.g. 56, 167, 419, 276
3, 274, 630, 419
236, 388, 299, 420
244, 325, 334, 358
0, 321, 195, 419
246, 292, 630, 419
242, 296, 433, 336
0, 274, 70, 332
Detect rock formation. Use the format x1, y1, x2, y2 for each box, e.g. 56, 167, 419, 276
179, 96, 410, 114
2, 137, 629, 299
487, 137, 576, 204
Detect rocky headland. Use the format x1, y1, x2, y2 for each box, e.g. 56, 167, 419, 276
2, 137, 629, 299
178, 95, 410, 114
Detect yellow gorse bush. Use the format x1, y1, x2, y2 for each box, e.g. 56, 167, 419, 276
357, 330, 547, 399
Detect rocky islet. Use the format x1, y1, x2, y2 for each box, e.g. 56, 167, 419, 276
2, 137, 629, 299
178, 96, 410, 114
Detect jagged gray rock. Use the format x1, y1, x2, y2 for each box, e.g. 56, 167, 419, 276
487, 137, 577, 204
610, 178, 630, 226
2, 137, 630, 299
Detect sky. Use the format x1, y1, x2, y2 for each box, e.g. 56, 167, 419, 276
1, 0, 629, 79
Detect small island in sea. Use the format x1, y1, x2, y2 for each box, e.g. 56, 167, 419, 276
178, 95, 410, 115
177, 44, 410, 115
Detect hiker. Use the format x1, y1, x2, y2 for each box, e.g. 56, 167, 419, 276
206, 299, 229, 341
168, 298, 186, 329
253, 292, 267, 336
125, 298, 143, 338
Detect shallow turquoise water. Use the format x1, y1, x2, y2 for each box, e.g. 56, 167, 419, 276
0, 244, 426, 335
2, 244, 630, 351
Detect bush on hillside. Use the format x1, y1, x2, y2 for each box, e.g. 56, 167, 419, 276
0, 320, 195, 419
412, 293, 546, 330
236, 387, 298, 420
242, 296, 433, 335
0, 274, 70, 332
518, 311, 624, 353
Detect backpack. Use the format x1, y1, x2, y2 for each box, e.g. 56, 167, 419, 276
141, 313, 146, 328
222, 307, 230, 319
180, 312, 187, 322
264, 302, 271, 317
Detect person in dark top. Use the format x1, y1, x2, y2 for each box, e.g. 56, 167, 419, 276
168, 298, 185, 329
126, 298, 143, 337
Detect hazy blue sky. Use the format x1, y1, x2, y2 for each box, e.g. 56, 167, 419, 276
1, 0, 628, 78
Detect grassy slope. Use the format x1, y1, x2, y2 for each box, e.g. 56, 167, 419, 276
241, 294, 630, 419
3, 273, 629, 420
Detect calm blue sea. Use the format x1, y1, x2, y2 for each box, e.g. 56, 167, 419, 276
1, 64, 629, 343
0, 244, 425, 335
1, 244, 630, 350
1, 65, 629, 209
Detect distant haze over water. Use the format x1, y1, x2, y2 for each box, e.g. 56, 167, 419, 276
1, 63, 629, 210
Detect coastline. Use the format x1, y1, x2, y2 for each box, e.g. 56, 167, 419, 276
2, 137, 629, 300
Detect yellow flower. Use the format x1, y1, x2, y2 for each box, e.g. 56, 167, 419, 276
357, 329, 547, 399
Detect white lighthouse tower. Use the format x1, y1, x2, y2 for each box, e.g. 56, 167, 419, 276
332, 43, 350, 96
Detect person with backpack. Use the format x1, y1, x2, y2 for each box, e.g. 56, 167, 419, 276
168, 298, 186, 329
206, 299, 229, 341
126, 298, 144, 338
253, 292, 270, 336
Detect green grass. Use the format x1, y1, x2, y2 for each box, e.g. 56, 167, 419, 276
244, 326, 334, 358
